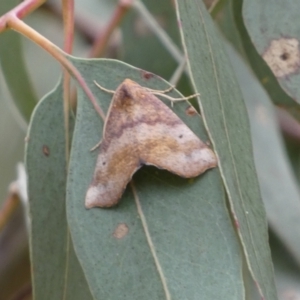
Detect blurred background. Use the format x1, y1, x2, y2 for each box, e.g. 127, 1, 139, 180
1, 0, 300, 299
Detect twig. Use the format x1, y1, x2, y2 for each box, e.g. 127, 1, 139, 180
8, 282, 31, 300
0, 184, 20, 232
62, 0, 75, 162
0, 1, 105, 121
89, 0, 133, 58
169, 56, 187, 86
132, 0, 183, 64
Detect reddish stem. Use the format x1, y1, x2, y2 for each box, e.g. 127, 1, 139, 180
0, 189, 19, 232
0, 0, 105, 121
89, 0, 133, 58
62, 0, 74, 54
0, 14, 105, 120
62, 0, 75, 161
0, 0, 45, 30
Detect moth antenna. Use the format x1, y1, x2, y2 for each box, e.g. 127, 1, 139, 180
145, 85, 175, 94
90, 140, 102, 152
94, 80, 115, 94
152, 92, 200, 107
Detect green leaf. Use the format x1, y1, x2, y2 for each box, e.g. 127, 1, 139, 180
227, 42, 300, 265
121, 0, 179, 77
175, 1, 277, 299
67, 58, 243, 300
270, 232, 300, 296
121, 0, 191, 94
230, 0, 300, 122
25, 82, 92, 299
243, 0, 300, 105
214, 0, 246, 57
0, 0, 37, 121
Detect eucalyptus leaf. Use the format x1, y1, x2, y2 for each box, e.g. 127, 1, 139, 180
121, 0, 191, 94
231, 0, 300, 122
67, 58, 243, 300
175, 1, 277, 299
0, 0, 37, 121
25, 82, 92, 300
243, 0, 300, 104
227, 42, 300, 266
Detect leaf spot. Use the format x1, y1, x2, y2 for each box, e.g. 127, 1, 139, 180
140, 70, 154, 80
185, 105, 197, 116
113, 223, 129, 239
263, 38, 300, 77
280, 52, 289, 61
42, 145, 50, 157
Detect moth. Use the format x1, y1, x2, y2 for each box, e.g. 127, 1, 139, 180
85, 79, 217, 208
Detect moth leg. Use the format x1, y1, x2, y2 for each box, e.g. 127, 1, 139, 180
145, 85, 175, 94
90, 140, 102, 152
94, 80, 115, 94
152, 92, 200, 107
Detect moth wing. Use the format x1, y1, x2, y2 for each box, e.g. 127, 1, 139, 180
85, 139, 140, 208
85, 79, 217, 208
124, 84, 217, 177
137, 122, 217, 178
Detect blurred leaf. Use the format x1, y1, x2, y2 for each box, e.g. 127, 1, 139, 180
227, 41, 300, 267
0, 0, 37, 122
175, 1, 277, 299
230, 0, 300, 123
24, 9, 71, 99
121, 0, 191, 94
214, 0, 246, 57
270, 233, 300, 299
0, 31, 37, 121
242, 0, 300, 111
25, 82, 92, 299
0, 205, 30, 300
67, 58, 243, 300
121, 0, 179, 77
220, 0, 300, 123
0, 76, 25, 203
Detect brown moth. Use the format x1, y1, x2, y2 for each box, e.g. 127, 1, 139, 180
85, 79, 217, 208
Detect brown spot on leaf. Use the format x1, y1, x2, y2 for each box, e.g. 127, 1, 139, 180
42, 145, 50, 156
113, 223, 129, 239
185, 106, 197, 116
140, 70, 154, 80
263, 38, 300, 77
